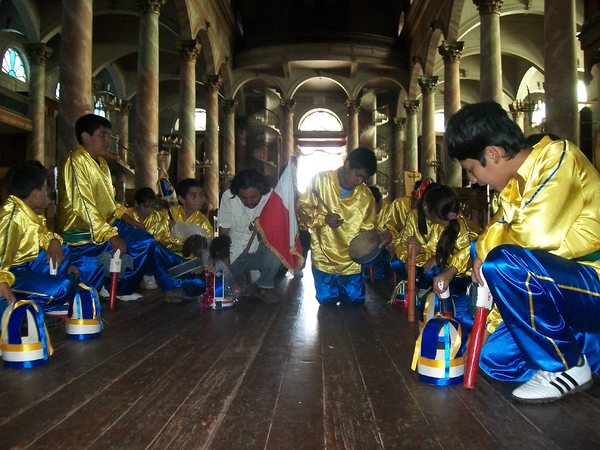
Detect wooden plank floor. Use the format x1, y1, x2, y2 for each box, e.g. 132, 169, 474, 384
1, 262, 599, 450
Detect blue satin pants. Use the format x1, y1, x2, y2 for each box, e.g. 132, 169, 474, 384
9, 248, 78, 310
482, 244, 600, 373
67, 221, 205, 296
312, 267, 365, 305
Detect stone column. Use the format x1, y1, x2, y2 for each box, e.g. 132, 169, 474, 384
177, 38, 201, 181
57, 0, 93, 159
204, 75, 221, 210
418, 75, 438, 181
235, 116, 247, 172
25, 43, 53, 164
116, 101, 131, 165
544, 0, 578, 143
222, 99, 237, 185
438, 41, 464, 187
346, 99, 360, 155
509, 107, 525, 132
135, 0, 166, 189
474, 0, 503, 103
404, 100, 420, 173
281, 99, 296, 164
393, 117, 406, 197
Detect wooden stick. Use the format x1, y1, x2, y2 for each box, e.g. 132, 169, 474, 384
406, 241, 417, 322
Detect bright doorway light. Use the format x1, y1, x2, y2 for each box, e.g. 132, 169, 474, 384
297, 147, 344, 193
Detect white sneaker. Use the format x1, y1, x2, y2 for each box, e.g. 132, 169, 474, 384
143, 275, 158, 290
117, 292, 143, 302
511, 355, 593, 403
99, 286, 109, 298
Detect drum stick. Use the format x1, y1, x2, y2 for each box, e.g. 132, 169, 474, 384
406, 241, 417, 322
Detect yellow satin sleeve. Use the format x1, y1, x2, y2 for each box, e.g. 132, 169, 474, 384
376, 199, 391, 231
0, 196, 62, 286
298, 170, 377, 275
476, 137, 600, 274
169, 205, 214, 238
57, 145, 119, 244
382, 195, 412, 248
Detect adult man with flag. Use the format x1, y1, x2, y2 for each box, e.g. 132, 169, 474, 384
254, 159, 305, 276
217, 168, 283, 304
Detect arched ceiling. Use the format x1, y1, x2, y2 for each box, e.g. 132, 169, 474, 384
0, 0, 589, 134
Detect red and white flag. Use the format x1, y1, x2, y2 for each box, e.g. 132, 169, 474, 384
254, 160, 304, 273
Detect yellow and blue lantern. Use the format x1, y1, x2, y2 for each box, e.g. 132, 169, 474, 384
65, 285, 103, 340
412, 316, 465, 386
1, 300, 54, 368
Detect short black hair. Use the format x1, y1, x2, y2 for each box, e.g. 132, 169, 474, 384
75, 114, 112, 144
229, 168, 270, 196
445, 102, 529, 165
346, 147, 377, 176
176, 178, 203, 199
134, 187, 158, 205
5, 160, 47, 199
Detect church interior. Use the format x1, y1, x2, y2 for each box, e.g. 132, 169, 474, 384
0, 1, 599, 448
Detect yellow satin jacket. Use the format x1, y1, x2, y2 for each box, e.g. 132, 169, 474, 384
57, 145, 121, 244
297, 170, 377, 275
476, 136, 600, 275
0, 196, 62, 286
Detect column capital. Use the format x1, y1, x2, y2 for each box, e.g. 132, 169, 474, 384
394, 117, 407, 128
177, 38, 201, 62
438, 41, 464, 63
418, 76, 439, 94
403, 100, 420, 115
119, 100, 132, 113
136, 0, 166, 14
346, 98, 360, 114
222, 99, 237, 114
205, 75, 222, 93
281, 98, 296, 113
473, 0, 503, 15
25, 43, 53, 66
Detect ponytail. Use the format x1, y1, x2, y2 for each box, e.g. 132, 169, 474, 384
436, 217, 460, 268
421, 184, 461, 268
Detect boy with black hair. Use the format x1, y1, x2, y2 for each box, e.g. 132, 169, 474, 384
168, 178, 214, 249
445, 101, 600, 403
0, 161, 78, 314
58, 114, 204, 303
126, 187, 179, 254
298, 147, 381, 305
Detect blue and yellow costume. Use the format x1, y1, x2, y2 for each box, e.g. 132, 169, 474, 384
396, 207, 480, 331
58, 145, 204, 296
0, 195, 77, 314
478, 136, 600, 381
395, 208, 480, 279
298, 170, 377, 305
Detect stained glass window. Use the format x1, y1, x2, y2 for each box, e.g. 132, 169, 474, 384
1, 47, 27, 82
